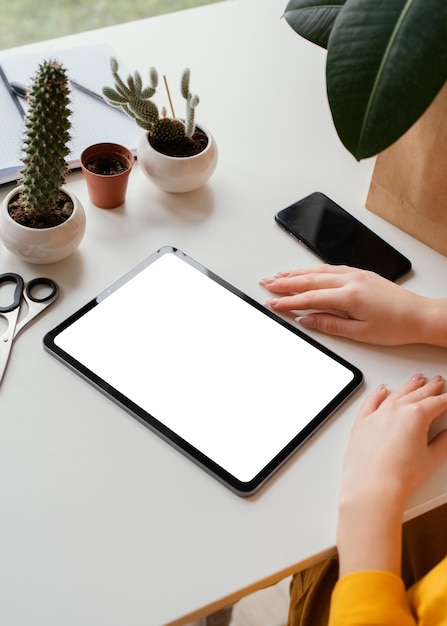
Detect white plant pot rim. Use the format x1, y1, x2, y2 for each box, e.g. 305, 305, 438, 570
147, 127, 211, 160
0, 185, 86, 264
137, 123, 218, 193
3, 185, 77, 227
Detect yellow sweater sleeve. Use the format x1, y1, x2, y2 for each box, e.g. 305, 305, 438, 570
407, 555, 447, 625
328, 571, 416, 626
329, 555, 447, 626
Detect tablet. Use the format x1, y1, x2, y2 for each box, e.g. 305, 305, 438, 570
44, 247, 363, 495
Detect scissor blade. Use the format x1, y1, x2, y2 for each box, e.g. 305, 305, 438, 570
0, 309, 20, 386
14, 300, 52, 338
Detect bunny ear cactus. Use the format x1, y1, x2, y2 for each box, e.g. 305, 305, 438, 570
103, 59, 201, 150
103, 58, 160, 131
20, 59, 72, 216
181, 68, 200, 138
151, 114, 186, 145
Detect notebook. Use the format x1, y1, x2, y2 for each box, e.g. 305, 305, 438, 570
44, 247, 363, 496
0, 44, 142, 186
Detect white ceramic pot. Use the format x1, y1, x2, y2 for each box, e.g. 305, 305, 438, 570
0, 186, 86, 264
137, 124, 218, 193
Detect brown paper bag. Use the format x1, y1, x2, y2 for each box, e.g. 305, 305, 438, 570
366, 82, 447, 257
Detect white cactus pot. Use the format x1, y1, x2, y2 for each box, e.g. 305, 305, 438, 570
0, 186, 86, 264
137, 124, 218, 193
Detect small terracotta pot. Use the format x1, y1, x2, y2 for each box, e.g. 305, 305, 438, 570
81, 143, 134, 209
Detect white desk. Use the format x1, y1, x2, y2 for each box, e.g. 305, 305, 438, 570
1, 2, 447, 624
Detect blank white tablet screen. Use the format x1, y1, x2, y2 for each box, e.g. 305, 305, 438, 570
54, 252, 355, 483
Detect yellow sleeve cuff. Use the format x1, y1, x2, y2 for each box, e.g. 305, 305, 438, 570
329, 570, 416, 626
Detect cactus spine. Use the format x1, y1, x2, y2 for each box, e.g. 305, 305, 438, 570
103, 59, 200, 147
20, 60, 72, 217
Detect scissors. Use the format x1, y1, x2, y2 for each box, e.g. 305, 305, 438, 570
0, 273, 59, 385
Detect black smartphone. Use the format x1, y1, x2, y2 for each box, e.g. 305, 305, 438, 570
275, 192, 411, 281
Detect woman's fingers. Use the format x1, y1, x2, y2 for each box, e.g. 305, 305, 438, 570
388, 374, 445, 405
260, 268, 348, 296
356, 375, 446, 420
356, 383, 389, 418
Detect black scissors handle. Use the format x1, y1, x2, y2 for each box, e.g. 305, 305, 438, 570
10, 276, 59, 339
0, 273, 24, 313
25, 277, 59, 303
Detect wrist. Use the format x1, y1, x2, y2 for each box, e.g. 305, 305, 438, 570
412, 297, 447, 347
336, 490, 404, 577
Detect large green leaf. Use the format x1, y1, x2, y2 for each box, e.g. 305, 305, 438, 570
326, 0, 447, 159
283, 0, 346, 49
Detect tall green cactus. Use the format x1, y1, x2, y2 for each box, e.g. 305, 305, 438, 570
20, 60, 72, 216
103, 58, 200, 146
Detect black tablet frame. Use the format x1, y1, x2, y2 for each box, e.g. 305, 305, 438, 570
44, 246, 363, 496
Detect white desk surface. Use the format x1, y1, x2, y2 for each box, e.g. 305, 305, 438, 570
1, 1, 447, 624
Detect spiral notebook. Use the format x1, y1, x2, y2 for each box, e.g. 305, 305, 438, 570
0, 44, 142, 186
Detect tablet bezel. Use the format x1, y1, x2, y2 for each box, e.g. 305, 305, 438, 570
44, 246, 363, 496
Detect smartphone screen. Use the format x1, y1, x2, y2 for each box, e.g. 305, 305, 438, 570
275, 192, 411, 281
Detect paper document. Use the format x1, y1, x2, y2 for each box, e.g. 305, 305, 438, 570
0, 44, 142, 186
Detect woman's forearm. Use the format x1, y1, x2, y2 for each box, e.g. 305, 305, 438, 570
416, 297, 447, 348
337, 491, 404, 578
335, 375, 447, 578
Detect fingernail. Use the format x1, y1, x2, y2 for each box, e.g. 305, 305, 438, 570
411, 372, 425, 381
376, 382, 388, 391
298, 315, 316, 328
429, 375, 444, 383
260, 277, 275, 285
265, 298, 279, 307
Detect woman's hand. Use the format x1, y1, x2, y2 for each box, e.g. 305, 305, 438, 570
342, 374, 447, 508
337, 374, 447, 576
260, 265, 447, 347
